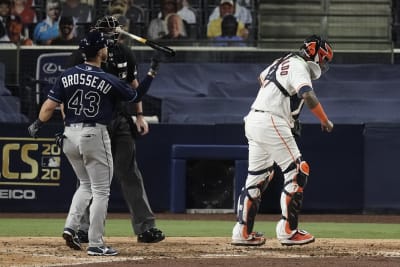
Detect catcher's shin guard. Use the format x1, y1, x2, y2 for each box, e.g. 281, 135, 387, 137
278, 158, 309, 236
236, 166, 274, 236
236, 185, 261, 236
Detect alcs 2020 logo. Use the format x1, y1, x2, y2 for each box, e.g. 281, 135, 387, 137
0, 137, 61, 187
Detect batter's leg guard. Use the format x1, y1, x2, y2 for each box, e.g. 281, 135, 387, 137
276, 158, 314, 245
231, 166, 274, 246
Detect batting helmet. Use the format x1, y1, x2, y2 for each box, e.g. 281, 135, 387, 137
79, 30, 107, 58
299, 35, 333, 73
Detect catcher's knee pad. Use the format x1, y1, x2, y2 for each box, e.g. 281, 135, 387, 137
297, 160, 309, 188
247, 166, 275, 192
282, 158, 309, 188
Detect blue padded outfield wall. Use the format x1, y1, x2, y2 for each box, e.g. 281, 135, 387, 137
1, 122, 399, 214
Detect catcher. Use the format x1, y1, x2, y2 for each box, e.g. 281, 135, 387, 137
231, 35, 334, 246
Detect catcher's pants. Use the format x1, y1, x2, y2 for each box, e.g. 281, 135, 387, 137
63, 123, 113, 247
242, 110, 302, 238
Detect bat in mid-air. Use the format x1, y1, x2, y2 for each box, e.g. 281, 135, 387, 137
116, 27, 176, 57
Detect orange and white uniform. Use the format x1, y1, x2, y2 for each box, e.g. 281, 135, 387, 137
232, 36, 333, 246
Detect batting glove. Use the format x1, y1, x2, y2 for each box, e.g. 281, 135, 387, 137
148, 51, 163, 76
28, 119, 43, 138
55, 132, 66, 149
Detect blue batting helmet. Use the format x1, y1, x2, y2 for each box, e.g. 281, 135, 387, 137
79, 30, 107, 58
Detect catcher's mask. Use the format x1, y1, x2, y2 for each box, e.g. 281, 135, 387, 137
299, 35, 333, 79
93, 15, 120, 45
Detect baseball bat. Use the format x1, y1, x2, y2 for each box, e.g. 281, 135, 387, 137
116, 27, 176, 57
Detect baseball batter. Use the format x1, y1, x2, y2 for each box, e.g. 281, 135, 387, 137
66, 15, 165, 244
231, 35, 334, 246
28, 30, 152, 256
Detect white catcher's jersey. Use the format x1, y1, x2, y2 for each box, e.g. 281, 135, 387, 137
250, 54, 313, 127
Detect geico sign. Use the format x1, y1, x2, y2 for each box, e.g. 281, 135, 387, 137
0, 189, 36, 199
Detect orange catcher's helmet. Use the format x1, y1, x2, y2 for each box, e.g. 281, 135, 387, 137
300, 35, 333, 72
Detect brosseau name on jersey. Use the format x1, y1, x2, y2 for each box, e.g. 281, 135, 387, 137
61, 73, 112, 94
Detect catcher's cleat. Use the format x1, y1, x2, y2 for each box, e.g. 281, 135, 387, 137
62, 228, 82, 250
137, 227, 165, 243
279, 229, 315, 246
231, 231, 266, 246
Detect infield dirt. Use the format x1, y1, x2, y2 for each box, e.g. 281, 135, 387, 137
0, 213, 399, 267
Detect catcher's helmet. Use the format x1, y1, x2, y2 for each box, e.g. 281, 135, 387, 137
79, 30, 107, 58
300, 35, 333, 72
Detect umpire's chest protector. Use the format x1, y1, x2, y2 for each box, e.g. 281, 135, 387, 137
105, 45, 128, 80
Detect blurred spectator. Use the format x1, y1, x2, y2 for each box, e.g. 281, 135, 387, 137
125, 0, 145, 21
213, 14, 245, 46
236, 0, 251, 8
0, 14, 32, 44
0, 0, 10, 39
147, 0, 177, 39
108, 0, 145, 34
156, 0, 196, 38
33, 0, 60, 44
207, 0, 247, 39
11, 0, 36, 26
157, 0, 196, 24
177, 0, 196, 24
208, 0, 252, 25
51, 16, 78, 45
160, 13, 187, 40
0, 0, 10, 19
61, 0, 92, 39
61, 0, 91, 23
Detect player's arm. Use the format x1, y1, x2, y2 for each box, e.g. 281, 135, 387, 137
131, 79, 149, 135
133, 56, 160, 102
28, 99, 60, 137
60, 103, 66, 120
38, 99, 59, 122
301, 88, 333, 132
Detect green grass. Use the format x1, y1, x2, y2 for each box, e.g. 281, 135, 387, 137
0, 218, 399, 239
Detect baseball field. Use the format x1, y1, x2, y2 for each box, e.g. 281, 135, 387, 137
0, 213, 400, 267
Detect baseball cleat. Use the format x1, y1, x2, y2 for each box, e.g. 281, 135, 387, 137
87, 246, 118, 256
279, 229, 315, 246
77, 230, 89, 243
137, 227, 165, 243
231, 231, 266, 246
62, 228, 82, 250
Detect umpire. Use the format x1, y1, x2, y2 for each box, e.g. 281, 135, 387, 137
67, 15, 165, 243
